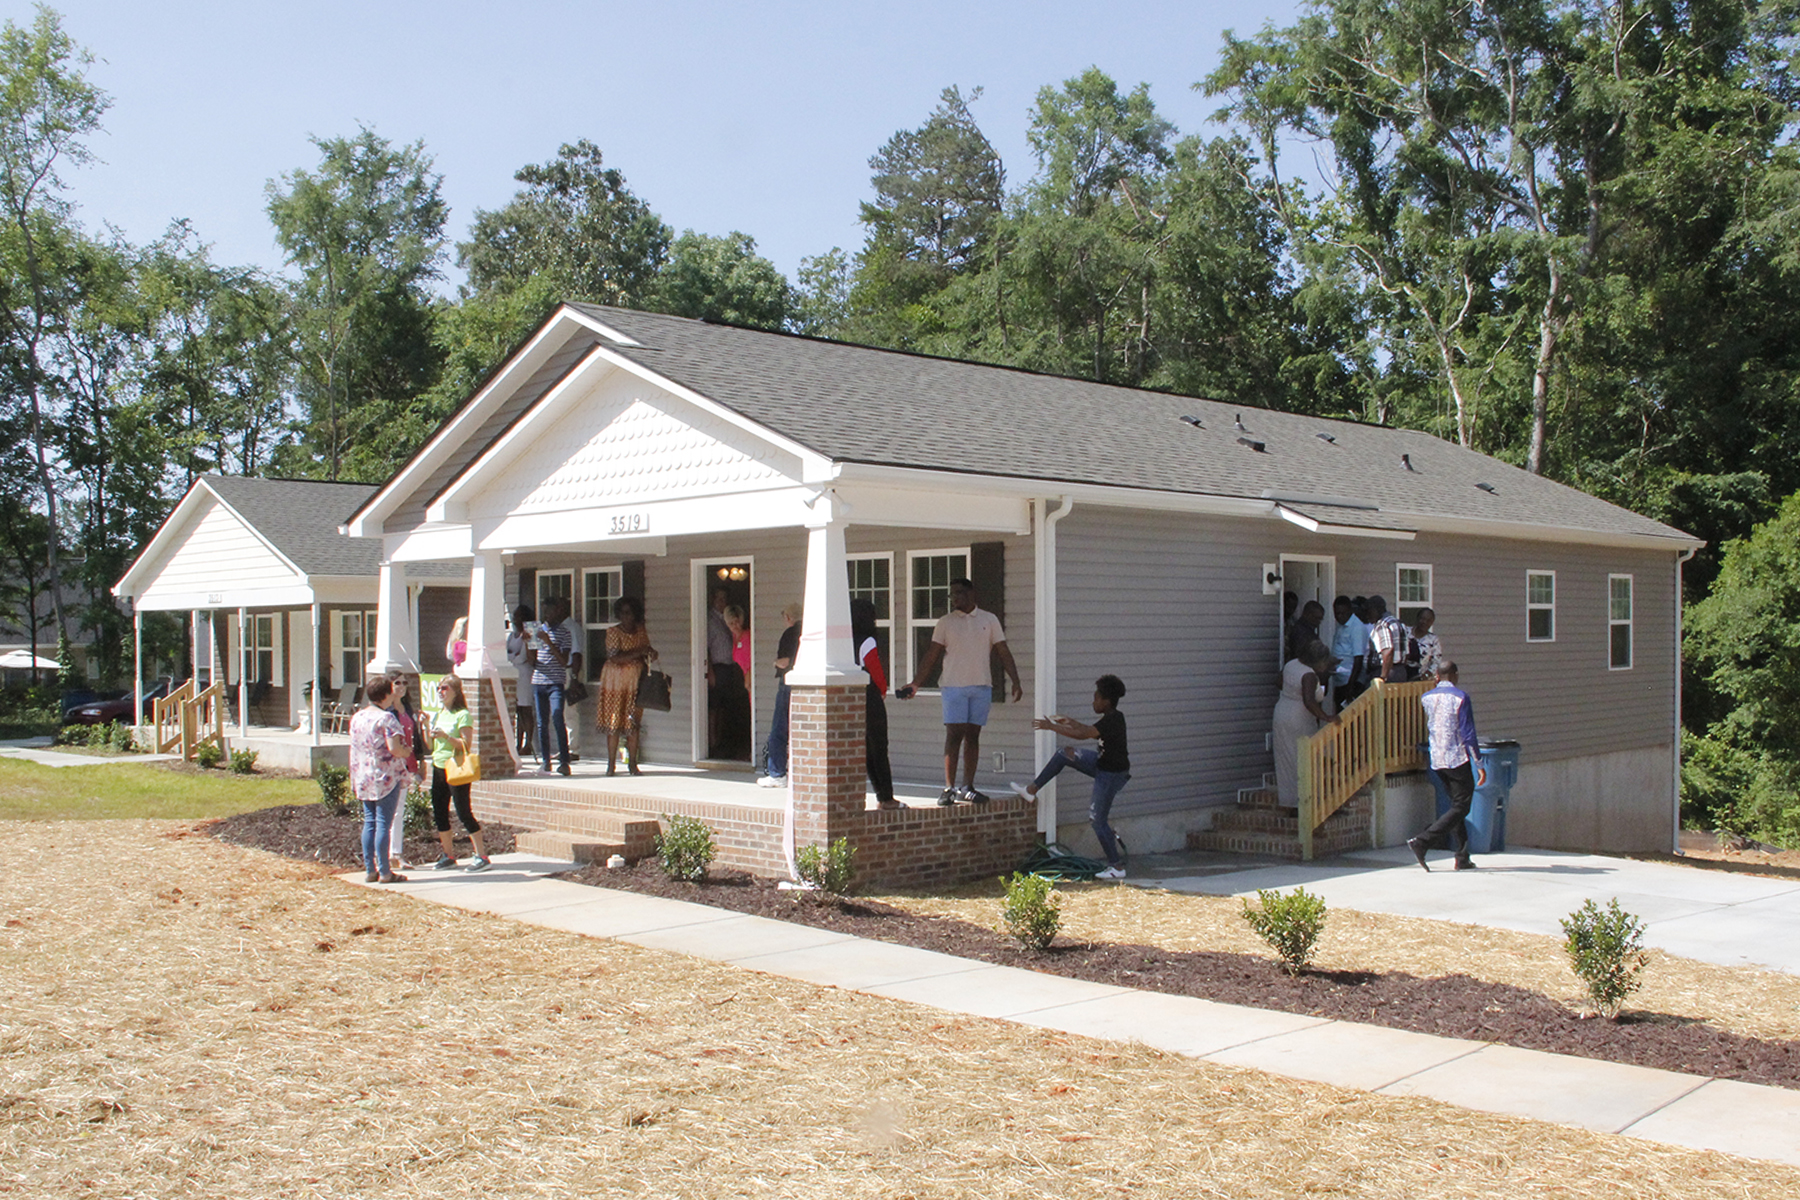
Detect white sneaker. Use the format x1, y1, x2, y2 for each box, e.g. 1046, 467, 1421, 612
756, 775, 784, 788
1095, 866, 1126, 881
1009, 782, 1034, 800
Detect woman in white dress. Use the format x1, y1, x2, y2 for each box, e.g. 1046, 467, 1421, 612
1272, 640, 1340, 808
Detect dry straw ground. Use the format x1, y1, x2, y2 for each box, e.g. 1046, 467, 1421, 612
6, 820, 1800, 1199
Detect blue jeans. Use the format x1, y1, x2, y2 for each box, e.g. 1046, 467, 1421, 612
535, 682, 569, 771
763, 681, 791, 778
1033, 748, 1129, 867
361, 781, 404, 877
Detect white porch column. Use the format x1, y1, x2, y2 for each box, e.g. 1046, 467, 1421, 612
1032, 497, 1074, 837
132, 607, 143, 734
460, 549, 506, 679
310, 602, 321, 747
786, 493, 867, 687
368, 560, 412, 675
238, 606, 249, 736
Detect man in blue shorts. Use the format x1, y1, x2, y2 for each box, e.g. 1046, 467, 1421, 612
897, 578, 1023, 804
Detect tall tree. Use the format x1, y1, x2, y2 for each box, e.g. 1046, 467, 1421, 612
652, 231, 790, 330
0, 6, 106, 643
265, 128, 446, 480
460, 139, 671, 306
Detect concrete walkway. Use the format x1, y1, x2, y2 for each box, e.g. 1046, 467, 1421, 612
342, 852, 1800, 1170
1129, 845, 1800, 975
0, 737, 180, 768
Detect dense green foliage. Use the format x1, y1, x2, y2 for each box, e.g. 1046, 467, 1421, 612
1559, 898, 1649, 1019
654, 812, 717, 882
1241, 886, 1328, 974
1000, 871, 1062, 951
4, 7, 1800, 835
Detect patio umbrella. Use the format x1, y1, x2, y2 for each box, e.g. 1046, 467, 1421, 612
0, 650, 60, 670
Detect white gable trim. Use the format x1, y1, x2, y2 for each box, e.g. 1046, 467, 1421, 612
345, 308, 611, 538
115, 479, 307, 599
428, 343, 829, 525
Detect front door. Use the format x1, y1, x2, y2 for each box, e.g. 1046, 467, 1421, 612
1278, 555, 1335, 666
694, 559, 754, 764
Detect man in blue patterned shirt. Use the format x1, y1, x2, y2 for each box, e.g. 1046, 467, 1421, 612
1409, 662, 1486, 871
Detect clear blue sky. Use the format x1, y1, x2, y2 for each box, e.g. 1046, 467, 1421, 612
20, 0, 1301, 290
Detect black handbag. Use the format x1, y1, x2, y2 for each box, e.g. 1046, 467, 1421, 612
563, 677, 590, 705
637, 669, 673, 712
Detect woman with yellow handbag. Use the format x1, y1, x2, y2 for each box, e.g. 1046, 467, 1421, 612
429, 675, 490, 872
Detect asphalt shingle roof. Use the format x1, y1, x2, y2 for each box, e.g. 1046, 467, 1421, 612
201, 476, 382, 577
569, 303, 1693, 545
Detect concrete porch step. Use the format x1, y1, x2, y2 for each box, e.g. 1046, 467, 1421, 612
514, 812, 662, 865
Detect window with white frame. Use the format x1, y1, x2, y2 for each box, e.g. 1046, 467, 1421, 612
536, 570, 574, 615
249, 614, 277, 684
339, 609, 378, 686
907, 548, 969, 687
1609, 574, 1633, 669
1395, 563, 1433, 626
583, 566, 623, 681
1527, 571, 1555, 642
846, 553, 894, 674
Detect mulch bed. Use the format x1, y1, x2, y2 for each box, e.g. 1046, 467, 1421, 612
205, 802, 521, 870
558, 859, 1800, 1092
204, 803, 1800, 1091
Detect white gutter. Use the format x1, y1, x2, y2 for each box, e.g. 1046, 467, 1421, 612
1673, 545, 1698, 854
1033, 496, 1074, 839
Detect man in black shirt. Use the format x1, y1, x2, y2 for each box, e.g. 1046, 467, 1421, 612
758, 603, 803, 786
1012, 674, 1132, 880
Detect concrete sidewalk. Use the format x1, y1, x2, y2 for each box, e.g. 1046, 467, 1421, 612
343, 853, 1800, 1170
0, 737, 180, 768
1129, 845, 1800, 975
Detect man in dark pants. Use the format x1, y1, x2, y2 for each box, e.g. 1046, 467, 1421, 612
1409, 662, 1485, 871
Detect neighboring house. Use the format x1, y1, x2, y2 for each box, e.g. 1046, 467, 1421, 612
113, 475, 470, 733
0, 576, 104, 688
345, 302, 1699, 878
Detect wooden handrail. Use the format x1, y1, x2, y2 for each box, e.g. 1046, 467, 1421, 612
1296, 678, 1434, 859
186, 682, 225, 761
154, 679, 196, 755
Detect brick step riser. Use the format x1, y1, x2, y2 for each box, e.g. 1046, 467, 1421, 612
1186, 828, 1373, 859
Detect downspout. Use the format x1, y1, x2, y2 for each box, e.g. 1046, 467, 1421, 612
1673, 546, 1697, 855
1033, 496, 1074, 839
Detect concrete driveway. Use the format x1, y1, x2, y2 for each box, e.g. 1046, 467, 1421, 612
1131, 845, 1800, 975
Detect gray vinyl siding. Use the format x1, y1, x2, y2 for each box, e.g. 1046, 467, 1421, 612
1054, 506, 1679, 830
387, 335, 599, 534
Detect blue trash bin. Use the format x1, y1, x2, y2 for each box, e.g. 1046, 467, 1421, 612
1425, 739, 1521, 855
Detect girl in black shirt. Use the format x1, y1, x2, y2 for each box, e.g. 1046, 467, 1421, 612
1012, 675, 1131, 879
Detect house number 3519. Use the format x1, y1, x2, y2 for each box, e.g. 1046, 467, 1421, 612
608, 512, 648, 535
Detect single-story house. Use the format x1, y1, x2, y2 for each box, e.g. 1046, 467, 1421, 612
113, 474, 470, 769
343, 302, 1700, 885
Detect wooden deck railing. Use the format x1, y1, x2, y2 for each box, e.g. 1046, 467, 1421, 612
1296, 678, 1433, 859
151, 679, 226, 761
153, 679, 196, 755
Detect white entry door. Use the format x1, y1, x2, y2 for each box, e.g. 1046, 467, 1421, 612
1278, 555, 1336, 666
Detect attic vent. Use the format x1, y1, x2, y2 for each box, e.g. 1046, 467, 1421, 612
1237, 437, 1267, 453
1401, 454, 1416, 472
1316, 432, 1337, 444
1234, 413, 1248, 432
1178, 414, 1204, 428
1475, 482, 1498, 494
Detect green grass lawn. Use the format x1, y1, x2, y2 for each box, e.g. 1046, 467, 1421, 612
0, 757, 318, 821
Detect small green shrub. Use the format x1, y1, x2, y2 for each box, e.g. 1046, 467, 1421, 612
795, 837, 856, 895
194, 741, 224, 769
654, 813, 716, 882
1000, 871, 1062, 951
228, 748, 259, 774
317, 763, 350, 814
403, 781, 433, 837
1241, 886, 1328, 975
1561, 898, 1649, 1019
107, 722, 135, 752
55, 724, 86, 746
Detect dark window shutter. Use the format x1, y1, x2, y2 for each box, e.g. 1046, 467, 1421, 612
516, 568, 537, 616
623, 560, 646, 608
970, 541, 1006, 701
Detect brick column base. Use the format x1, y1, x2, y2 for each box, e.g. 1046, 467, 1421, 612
789, 683, 866, 850
467, 673, 519, 780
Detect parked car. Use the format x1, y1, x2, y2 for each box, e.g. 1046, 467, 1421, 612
66, 679, 174, 726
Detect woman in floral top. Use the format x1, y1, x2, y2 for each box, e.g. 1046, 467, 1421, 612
350, 676, 413, 884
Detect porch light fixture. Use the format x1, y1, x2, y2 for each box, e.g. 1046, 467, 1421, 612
715, 566, 748, 581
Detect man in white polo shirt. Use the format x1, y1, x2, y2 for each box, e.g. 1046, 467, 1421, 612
897, 577, 1023, 805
